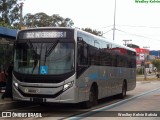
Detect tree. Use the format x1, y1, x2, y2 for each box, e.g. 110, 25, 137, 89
24, 13, 50, 27
82, 28, 103, 36
23, 13, 74, 28
60, 18, 74, 27
23, 13, 34, 27
151, 59, 160, 72
0, 0, 20, 29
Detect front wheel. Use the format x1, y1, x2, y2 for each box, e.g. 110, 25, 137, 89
82, 86, 98, 109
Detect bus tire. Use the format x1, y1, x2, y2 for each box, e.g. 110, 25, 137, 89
118, 81, 127, 99
82, 85, 98, 109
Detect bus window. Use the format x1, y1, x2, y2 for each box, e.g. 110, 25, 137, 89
77, 40, 88, 65
94, 40, 99, 49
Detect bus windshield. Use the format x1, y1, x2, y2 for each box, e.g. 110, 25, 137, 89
14, 40, 74, 75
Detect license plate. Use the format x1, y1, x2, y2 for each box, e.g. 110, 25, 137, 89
33, 98, 43, 103
25, 88, 40, 93
28, 89, 37, 93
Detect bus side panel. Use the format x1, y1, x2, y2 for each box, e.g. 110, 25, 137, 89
126, 68, 136, 91
76, 66, 127, 102
76, 66, 136, 103
76, 65, 100, 103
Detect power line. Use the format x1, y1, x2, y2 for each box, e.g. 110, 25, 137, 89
116, 29, 160, 42
97, 25, 160, 31
103, 29, 113, 34
99, 25, 160, 43
95, 25, 113, 30
116, 25, 160, 29
116, 29, 151, 39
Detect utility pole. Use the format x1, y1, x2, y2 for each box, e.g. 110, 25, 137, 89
18, 0, 25, 29
20, 2, 23, 29
113, 0, 117, 41
143, 46, 150, 80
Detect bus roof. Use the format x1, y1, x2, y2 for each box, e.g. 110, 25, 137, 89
76, 28, 136, 52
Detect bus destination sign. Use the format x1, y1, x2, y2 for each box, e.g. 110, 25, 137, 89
23, 31, 67, 39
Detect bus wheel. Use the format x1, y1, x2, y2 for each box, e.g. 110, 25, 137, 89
118, 81, 127, 99
83, 85, 98, 109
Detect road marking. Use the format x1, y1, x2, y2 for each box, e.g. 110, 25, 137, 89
68, 87, 160, 120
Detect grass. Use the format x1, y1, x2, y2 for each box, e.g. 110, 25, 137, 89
136, 76, 160, 81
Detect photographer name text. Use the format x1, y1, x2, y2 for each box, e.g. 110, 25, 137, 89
135, 0, 160, 3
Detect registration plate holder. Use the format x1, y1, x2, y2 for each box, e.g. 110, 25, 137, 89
32, 98, 44, 103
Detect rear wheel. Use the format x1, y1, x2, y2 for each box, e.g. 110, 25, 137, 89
118, 81, 127, 99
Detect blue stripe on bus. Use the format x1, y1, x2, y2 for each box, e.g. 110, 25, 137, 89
88, 73, 107, 81
88, 73, 99, 80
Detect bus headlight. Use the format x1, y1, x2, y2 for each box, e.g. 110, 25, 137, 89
63, 81, 74, 91
14, 82, 19, 89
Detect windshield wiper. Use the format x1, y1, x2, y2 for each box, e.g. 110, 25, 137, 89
44, 40, 59, 65
27, 39, 34, 50
45, 40, 59, 57
27, 40, 40, 73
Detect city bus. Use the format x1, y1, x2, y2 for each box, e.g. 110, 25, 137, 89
12, 27, 136, 108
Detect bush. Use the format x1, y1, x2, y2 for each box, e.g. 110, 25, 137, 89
137, 68, 143, 75
151, 59, 160, 72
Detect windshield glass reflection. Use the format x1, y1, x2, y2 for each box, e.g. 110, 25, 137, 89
14, 41, 74, 75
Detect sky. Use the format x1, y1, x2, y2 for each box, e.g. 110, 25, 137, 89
22, 0, 160, 50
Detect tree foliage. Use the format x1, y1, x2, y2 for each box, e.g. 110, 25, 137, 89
82, 28, 103, 36
23, 13, 74, 28
0, 1, 103, 31
0, 0, 20, 28
151, 59, 160, 71
0, 0, 74, 29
